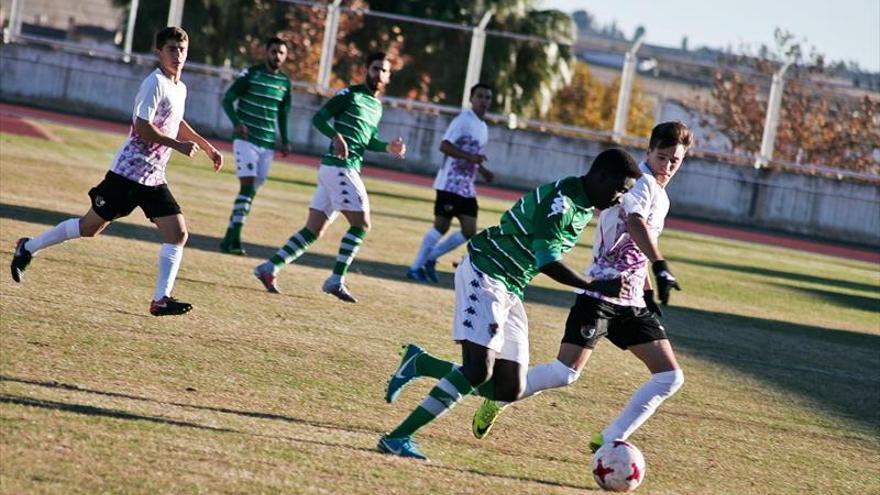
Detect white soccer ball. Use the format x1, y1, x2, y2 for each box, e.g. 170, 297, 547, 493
591, 440, 647, 492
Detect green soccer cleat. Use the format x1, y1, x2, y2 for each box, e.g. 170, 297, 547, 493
472, 398, 504, 439
589, 432, 605, 453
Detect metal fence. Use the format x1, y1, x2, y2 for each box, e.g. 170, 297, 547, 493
1, 0, 877, 180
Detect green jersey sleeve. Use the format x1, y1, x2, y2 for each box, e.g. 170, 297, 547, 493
366, 130, 389, 152
221, 71, 251, 127
278, 81, 291, 144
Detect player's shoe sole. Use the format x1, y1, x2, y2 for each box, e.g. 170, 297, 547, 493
10, 237, 32, 283
385, 344, 425, 403
472, 398, 504, 439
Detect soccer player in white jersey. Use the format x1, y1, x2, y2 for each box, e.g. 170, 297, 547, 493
407, 83, 494, 283
9, 27, 223, 316
470, 122, 694, 452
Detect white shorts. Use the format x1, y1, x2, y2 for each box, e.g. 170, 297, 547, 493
452, 254, 530, 366
233, 139, 274, 184
309, 165, 370, 221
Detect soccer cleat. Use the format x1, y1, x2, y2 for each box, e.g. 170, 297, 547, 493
589, 432, 605, 453
405, 267, 428, 283
254, 264, 280, 293
322, 279, 357, 303
10, 237, 32, 283
385, 343, 425, 403
423, 259, 438, 283
219, 240, 247, 256
149, 296, 193, 316
472, 398, 504, 439
377, 435, 428, 461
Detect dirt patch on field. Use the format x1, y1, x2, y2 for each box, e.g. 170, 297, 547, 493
0, 114, 60, 142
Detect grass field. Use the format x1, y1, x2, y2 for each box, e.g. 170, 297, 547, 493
1, 122, 878, 494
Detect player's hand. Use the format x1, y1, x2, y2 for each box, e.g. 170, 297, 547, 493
652, 260, 681, 305
644, 289, 662, 317
588, 276, 630, 297
281, 142, 292, 157
387, 137, 406, 159
333, 134, 348, 159
235, 124, 249, 139
177, 141, 199, 157
207, 146, 223, 172
470, 153, 488, 165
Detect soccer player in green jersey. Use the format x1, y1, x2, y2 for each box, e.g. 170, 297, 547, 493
219, 37, 292, 255
254, 52, 406, 302
377, 149, 642, 460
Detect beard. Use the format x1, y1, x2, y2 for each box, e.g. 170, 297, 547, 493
366, 74, 384, 93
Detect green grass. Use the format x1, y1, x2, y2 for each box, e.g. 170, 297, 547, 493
1, 123, 878, 494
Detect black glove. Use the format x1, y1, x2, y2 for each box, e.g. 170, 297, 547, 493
652, 260, 681, 305
644, 289, 662, 317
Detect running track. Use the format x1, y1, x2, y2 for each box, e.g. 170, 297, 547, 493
1, 102, 877, 264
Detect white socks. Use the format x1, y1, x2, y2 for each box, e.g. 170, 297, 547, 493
602, 369, 685, 442
153, 243, 183, 302
24, 218, 81, 254
428, 230, 467, 261
411, 228, 443, 270
498, 359, 581, 407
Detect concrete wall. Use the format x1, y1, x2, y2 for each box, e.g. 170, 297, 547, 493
3, 43, 879, 247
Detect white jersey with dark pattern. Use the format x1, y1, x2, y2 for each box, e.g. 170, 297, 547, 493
432, 109, 488, 198
110, 69, 187, 186
581, 162, 669, 307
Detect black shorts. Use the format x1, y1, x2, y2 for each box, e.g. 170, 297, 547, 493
434, 190, 478, 219
88, 171, 182, 221
562, 294, 668, 350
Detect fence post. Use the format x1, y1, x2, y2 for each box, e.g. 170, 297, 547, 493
167, 0, 184, 27
612, 33, 645, 143
317, 0, 343, 93
4, 0, 24, 42
123, 0, 139, 62
462, 11, 493, 109
754, 62, 791, 169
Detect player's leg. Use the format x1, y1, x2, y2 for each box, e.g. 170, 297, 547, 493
597, 310, 683, 448
11, 172, 127, 283
149, 212, 191, 316
425, 196, 476, 271
379, 255, 512, 459
221, 140, 260, 254
321, 167, 371, 302
409, 191, 453, 282
254, 208, 327, 293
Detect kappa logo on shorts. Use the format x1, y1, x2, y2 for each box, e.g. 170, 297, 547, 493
487, 323, 498, 335
465, 306, 476, 315
94, 196, 106, 208
462, 319, 473, 329
247, 163, 254, 170
443, 204, 454, 212
580, 325, 597, 340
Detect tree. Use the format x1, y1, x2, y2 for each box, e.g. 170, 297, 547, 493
547, 62, 654, 137
701, 29, 880, 174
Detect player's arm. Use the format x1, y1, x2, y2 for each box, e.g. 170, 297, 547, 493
367, 131, 406, 158
221, 71, 250, 136
278, 84, 292, 155
440, 139, 492, 181
177, 120, 223, 171
627, 213, 680, 305
312, 90, 352, 158
134, 117, 192, 155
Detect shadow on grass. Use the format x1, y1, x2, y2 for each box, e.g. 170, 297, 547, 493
0, 384, 587, 490
4, 202, 879, 434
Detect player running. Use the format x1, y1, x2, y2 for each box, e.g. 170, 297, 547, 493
377, 148, 642, 460
407, 83, 494, 282
10, 27, 223, 316
253, 52, 405, 302
218, 37, 292, 255
470, 122, 693, 453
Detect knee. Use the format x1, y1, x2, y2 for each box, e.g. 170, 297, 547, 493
174, 229, 189, 246
462, 228, 476, 239
79, 220, 102, 238
493, 381, 524, 402
460, 362, 492, 388
657, 368, 684, 395
359, 221, 371, 233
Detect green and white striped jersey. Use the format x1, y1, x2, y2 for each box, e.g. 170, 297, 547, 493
312, 84, 389, 172
468, 176, 595, 299
222, 64, 291, 149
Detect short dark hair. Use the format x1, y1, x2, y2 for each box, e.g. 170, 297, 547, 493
155, 27, 188, 50
266, 37, 287, 49
366, 51, 389, 66
470, 83, 493, 97
649, 121, 694, 151
587, 148, 641, 180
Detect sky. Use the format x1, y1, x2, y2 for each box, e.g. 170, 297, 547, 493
540, 0, 879, 73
